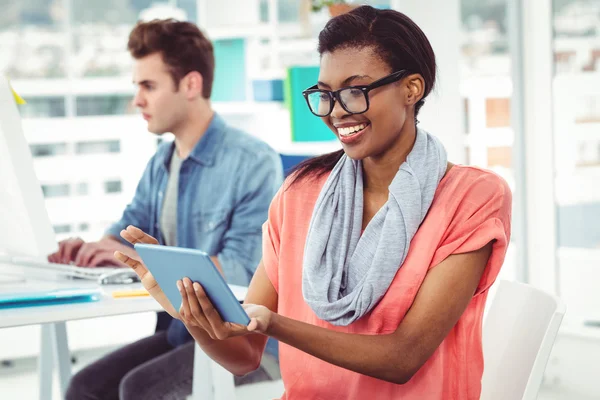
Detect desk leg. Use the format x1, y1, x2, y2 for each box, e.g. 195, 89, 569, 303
39, 325, 54, 400
192, 343, 214, 400
210, 358, 236, 400
38, 323, 72, 400
51, 322, 72, 397
191, 344, 236, 400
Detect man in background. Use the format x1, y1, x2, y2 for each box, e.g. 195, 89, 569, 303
52, 19, 282, 400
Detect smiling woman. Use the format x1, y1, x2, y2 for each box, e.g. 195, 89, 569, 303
122, 5, 512, 400
291, 9, 436, 181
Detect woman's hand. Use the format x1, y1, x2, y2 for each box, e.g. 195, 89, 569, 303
113, 225, 180, 319
178, 277, 274, 339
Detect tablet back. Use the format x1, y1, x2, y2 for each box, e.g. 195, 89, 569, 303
134, 244, 250, 325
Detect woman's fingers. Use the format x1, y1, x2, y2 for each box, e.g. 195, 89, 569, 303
182, 278, 210, 330
192, 281, 248, 339
114, 251, 149, 280
178, 279, 249, 340
193, 281, 222, 335
246, 318, 259, 332
178, 280, 193, 323
179, 279, 213, 335
120, 226, 159, 246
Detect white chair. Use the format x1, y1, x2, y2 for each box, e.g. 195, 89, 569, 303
480, 280, 566, 400
190, 345, 283, 400
192, 280, 565, 400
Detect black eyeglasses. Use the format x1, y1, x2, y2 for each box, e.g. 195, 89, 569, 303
302, 70, 409, 117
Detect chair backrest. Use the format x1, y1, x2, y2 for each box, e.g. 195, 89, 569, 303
480, 280, 566, 400
279, 154, 312, 177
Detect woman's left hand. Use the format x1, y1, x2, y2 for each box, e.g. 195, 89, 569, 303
177, 277, 274, 340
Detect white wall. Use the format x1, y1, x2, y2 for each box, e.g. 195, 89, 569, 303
391, 0, 465, 164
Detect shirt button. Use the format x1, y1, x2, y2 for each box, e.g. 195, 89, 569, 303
158, 192, 163, 198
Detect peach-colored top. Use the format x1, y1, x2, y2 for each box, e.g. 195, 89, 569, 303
262, 165, 512, 400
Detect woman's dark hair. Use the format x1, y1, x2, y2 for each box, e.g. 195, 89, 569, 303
289, 5, 436, 186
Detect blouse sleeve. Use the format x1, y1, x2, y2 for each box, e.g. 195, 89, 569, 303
262, 185, 285, 293
430, 172, 513, 295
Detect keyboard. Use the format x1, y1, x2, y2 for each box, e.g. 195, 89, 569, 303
5, 257, 139, 284
9, 257, 120, 280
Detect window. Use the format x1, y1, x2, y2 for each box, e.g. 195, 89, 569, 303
53, 225, 71, 234
75, 140, 120, 155
259, 0, 392, 23
75, 95, 134, 116
30, 143, 68, 158
485, 98, 511, 128
18, 97, 66, 118
104, 180, 122, 194
461, 0, 518, 282
552, 0, 600, 323
71, 0, 192, 78
0, 0, 67, 78
461, 0, 510, 76
176, 0, 197, 22
575, 94, 600, 124
75, 182, 89, 196
41, 184, 70, 198
78, 223, 90, 232
463, 98, 470, 133
487, 146, 512, 168
72, 0, 146, 78
276, 0, 302, 23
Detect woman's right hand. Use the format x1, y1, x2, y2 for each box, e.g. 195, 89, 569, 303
113, 225, 180, 319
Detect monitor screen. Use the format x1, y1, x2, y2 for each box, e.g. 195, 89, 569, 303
0, 77, 57, 258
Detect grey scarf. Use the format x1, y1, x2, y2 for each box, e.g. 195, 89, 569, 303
302, 128, 448, 326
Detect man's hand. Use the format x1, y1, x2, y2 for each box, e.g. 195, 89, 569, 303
74, 237, 138, 267
48, 237, 85, 264
48, 236, 137, 267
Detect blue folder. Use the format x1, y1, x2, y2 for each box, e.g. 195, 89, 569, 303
0, 287, 101, 309
284, 66, 335, 142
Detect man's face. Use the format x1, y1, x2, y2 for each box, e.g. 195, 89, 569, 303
132, 52, 187, 135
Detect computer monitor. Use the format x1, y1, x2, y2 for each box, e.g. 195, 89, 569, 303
0, 76, 58, 259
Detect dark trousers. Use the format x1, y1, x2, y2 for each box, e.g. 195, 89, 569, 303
65, 331, 277, 400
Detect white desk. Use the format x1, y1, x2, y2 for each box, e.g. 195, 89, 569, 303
0, 264, 247, 400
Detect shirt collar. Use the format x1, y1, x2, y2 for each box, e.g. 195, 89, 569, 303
158, 113, 225, 168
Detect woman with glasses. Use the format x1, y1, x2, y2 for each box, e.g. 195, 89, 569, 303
116, 5, 512, 399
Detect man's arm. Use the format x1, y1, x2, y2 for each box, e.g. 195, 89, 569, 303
215, 149, 283, 286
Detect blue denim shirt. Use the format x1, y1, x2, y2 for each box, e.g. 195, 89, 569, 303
106, 114, 283, 355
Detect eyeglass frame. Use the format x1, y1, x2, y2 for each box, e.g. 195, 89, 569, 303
301, 70, 410, 117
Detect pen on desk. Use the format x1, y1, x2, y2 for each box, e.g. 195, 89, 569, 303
111, 289, 150, 298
